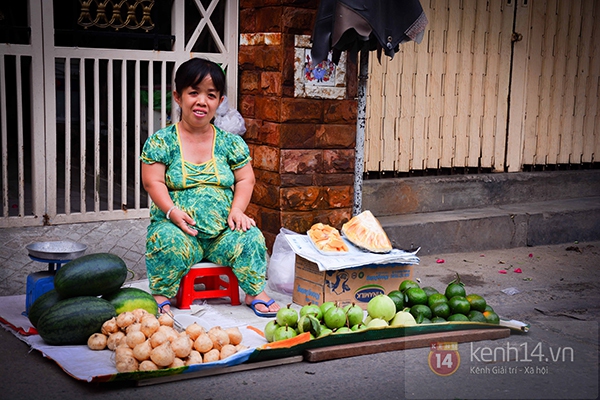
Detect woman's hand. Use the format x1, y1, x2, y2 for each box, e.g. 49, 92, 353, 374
169, 208, 199, 236
228, 207, 256, 231
228, 164, 256, 232
142, 162, 199, 236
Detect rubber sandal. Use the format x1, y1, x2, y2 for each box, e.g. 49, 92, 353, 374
247, 299, 277, 318
157, 300, 171, 314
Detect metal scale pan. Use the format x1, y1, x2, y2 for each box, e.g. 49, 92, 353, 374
26, 241, 87, 263
24, 241, 88, 314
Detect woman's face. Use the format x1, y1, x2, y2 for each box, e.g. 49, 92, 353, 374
175, 75, 223, 130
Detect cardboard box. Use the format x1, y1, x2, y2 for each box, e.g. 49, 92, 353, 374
292, 255, 413, 310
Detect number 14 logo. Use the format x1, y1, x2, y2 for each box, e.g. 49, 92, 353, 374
428, 342, 461, 376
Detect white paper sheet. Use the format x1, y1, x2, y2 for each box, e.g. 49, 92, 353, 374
285, 234, 420, 271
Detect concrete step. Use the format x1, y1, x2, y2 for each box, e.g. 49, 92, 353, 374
363, 170, 600, 216
377, 196, 600, 255
361, 170, 600, 254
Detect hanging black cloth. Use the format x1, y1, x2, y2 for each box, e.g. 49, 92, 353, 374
311, 0, 428, 65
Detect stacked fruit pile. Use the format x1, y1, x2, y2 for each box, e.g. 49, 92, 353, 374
27, 253, 149, 346
90, 312, 247, 372
373, 273, 500, 326
264, 274, 500, 343
264, 302, 367, 342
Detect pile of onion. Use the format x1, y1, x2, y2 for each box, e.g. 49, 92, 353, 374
87, 308, 248, 373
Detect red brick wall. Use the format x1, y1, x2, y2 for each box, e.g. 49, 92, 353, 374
239, 1, 358, 250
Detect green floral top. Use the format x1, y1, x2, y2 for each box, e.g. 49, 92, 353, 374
140, 123, 251, 238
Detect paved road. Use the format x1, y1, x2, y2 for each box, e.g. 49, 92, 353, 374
0, 221, 598, 399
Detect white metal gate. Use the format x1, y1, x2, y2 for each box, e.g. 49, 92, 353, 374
0, 0, 239, 227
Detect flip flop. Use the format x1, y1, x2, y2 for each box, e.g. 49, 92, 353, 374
247, 299, 277, 318
157, 300, 171, 314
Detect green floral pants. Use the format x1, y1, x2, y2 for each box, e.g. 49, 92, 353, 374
146, 221, 267, 299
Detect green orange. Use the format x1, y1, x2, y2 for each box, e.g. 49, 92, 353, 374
430, 302, 451, 319
467, 310, 487, 323
387, 290, 405, 312
427, 293, 448, 308
483, 310, 500, 324
399, 280, 420, 292
445, 282, 466, 299
405, 287, 428, 306
410, 304, 432, 320
448, 296, 470, 315
422, 286, 439, 298
466, 294, 487, 312
448, 313, 469, 322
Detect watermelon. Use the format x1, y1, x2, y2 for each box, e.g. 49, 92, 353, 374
36, 296, 117, 345
28, 289, 63, 329
102, 287, 159, 315
54, 253, 128, 297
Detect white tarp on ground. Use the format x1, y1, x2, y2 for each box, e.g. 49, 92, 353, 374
285, 234, 420, 271
0, 293, 267, 382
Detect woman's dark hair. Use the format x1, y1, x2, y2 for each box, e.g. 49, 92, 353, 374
174, 58, 226, 96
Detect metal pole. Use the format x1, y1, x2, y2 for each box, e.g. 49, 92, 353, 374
353, 46, 369, 216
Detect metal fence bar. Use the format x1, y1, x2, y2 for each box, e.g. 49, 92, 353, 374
0, 57, 7, 217
64, 58, 72, 214
15, 56, 25, 216
40, 0, 56, 222
134, 60, 141, 210
148, 61, 154, 135
121, 60, 128, 211
107, 59, 114, 212
79, 58, 86, 214
93, 58, 100, 213
161, 61, 167, 131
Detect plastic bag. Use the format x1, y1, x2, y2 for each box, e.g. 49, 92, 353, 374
267, 228, 299, 295
501, 287, 521, 296
214, 95, 246, 136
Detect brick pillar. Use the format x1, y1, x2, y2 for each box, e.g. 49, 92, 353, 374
239, 1, 358, 250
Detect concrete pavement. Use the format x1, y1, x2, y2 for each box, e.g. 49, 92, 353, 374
0, 219, 598, 399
